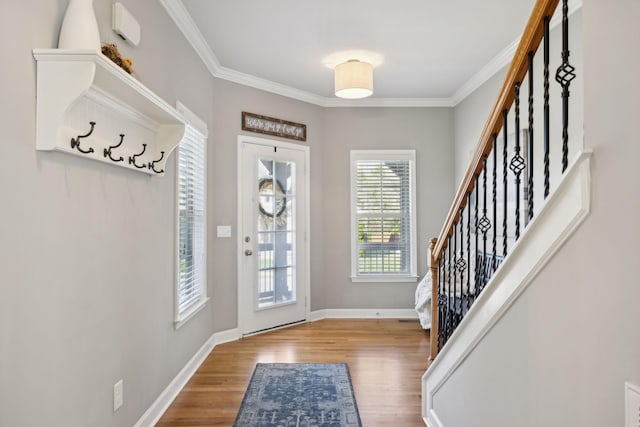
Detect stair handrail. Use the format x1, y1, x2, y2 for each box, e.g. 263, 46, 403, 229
430, 0, 561, 359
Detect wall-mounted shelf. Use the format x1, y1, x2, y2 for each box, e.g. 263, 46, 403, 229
32, 49, 185, 175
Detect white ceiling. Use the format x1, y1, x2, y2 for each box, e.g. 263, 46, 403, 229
165, 0, 539, 106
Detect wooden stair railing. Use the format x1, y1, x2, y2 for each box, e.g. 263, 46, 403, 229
429, 0, 578, 360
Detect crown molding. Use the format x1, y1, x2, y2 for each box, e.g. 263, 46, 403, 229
161, 0, 582, 109
323, 97, 455, 108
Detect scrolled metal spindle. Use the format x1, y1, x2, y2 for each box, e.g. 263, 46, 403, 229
527, 51, 535, 222
457, 208, 466, 318
438, 256, 444, 351
544, 15, 551, 198
466, 193, 471, 310
492, 134, 498, 266
510, 83, 525, 241
452, 224, 458, 330
474, 177, 479, 302
447, 236, 453, 340
502, 109, 508, 258
479, 155, 491, 291
555, 0, 575, 173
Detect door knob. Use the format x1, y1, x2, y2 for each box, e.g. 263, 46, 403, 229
244, 249, 253, 256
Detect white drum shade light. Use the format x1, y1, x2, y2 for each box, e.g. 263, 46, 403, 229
334, 59, 373, 99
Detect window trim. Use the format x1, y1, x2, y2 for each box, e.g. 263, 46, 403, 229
174, 102, 209, 329
350, 149, 418, 283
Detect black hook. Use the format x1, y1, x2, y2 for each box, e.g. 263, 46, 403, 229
103, 134, 125, 162
128, 143, 147, 169
70, 121, 96, 154
148, 151, 165, 174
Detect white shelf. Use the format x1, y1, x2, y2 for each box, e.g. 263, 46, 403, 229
33, 49, 185, 175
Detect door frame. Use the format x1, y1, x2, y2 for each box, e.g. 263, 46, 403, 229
236, 135, 311, 335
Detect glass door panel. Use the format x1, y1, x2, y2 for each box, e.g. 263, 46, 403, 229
256, 158, 296, 309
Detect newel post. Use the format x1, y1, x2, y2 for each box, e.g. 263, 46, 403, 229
429, 238, 439, 361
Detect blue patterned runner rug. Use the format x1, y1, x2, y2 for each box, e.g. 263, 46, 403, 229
233, 363, 362, 427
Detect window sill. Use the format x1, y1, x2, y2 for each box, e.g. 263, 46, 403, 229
174, 296, 210, 330
350, 275, 419, 283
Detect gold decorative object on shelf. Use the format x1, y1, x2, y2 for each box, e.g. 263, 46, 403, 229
101, 43, 133, 75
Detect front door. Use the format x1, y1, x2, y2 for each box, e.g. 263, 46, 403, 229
238, 136, 308, 335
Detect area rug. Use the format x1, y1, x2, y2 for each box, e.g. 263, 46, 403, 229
233, 363, 362, 427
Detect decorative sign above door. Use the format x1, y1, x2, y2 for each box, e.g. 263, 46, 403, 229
242, 112, 307, 142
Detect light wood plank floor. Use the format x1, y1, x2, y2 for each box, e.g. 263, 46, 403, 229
157, 319, 431, 426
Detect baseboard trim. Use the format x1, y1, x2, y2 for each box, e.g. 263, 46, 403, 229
214, 327, 242, 345
310, 308, 418, 320
423, 151, 592, 426
134, 327, 240, 427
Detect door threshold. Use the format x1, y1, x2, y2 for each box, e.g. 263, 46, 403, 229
242, 319, 307, 337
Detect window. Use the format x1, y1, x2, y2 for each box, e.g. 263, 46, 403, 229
175, 102, 208, 327
350, 150, 417, 282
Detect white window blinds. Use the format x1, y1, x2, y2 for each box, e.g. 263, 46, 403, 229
351, 150, 417, 281
176, 103, 208, 324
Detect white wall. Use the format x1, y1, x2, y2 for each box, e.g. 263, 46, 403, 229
432, 2, 640, 425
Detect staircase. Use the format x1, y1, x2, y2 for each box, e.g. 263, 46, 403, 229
422, 1, 590, 425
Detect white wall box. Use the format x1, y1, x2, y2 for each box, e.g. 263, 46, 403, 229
32, 49, 185, 175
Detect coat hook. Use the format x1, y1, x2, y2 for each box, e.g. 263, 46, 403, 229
148, 151, 165, 174
128, 143, 147, 169
70, 121, 96, 154
103, 134, 125, 162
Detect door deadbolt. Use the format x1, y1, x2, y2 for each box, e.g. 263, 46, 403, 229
244, 236, 251, 243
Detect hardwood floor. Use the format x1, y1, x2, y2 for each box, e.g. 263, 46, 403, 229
157, 319, 431, 426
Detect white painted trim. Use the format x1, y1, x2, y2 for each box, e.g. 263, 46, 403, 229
214, 328, 242, 345
350, 150, 418, 280
161, 0, 582, 108
236, 135, 311, 336
422, 151, 592, 426
133, 327, 240, 427
310, 308, 418, 320
350, 275, 419, 283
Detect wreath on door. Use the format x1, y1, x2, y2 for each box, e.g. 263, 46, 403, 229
258, 177, 287, 226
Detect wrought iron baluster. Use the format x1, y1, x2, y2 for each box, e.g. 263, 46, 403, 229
510, 83, 525, 241
528, 51, 535, 222
466, 193, 471, 310
452, 224, 458, 330
492, 134, 498, 269
438, 256, 444, 351
480, 155, 491, 291
447, 236, 453, 341
555, 0, 575, 173
474, 178, 479, 302
502, 109, 508, 258
544, 15, 551, 198
457, 209, 466, 318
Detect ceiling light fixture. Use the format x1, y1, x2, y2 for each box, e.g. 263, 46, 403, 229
334, 59, 373, 99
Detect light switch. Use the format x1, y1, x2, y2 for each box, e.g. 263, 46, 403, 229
217, 225, 232, 238
626, 382, 640, 427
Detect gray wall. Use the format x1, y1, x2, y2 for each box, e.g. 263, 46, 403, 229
208, 78, 326, 322
434, 2, 640, 425
323, 108, 454, 309
453, 68, 506, 187
0, 1, 456, 425
0, 1, 216, 426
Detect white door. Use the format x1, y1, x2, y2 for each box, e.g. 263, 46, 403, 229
238, 136, 309, 335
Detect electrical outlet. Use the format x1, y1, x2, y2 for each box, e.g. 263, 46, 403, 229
114, 379, 124, 412
626, 382, 640, 427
